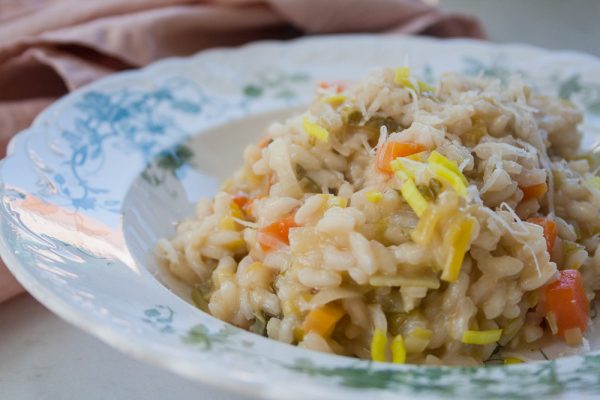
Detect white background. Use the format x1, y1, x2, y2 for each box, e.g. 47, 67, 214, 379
2, 1, 600, 399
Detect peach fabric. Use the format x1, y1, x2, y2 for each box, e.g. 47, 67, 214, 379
0, 0, 485, 302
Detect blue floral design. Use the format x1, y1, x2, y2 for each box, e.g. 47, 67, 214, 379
183, 324, 239, 350
241, 70, 309, 100
51, 78, 233, 212
462, 55, 518, 83
141, 144, 195, 187
554, 73, 600, 114
143, 305, 175, 334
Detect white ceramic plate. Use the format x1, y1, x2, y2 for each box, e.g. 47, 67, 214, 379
3, 35, 600, 399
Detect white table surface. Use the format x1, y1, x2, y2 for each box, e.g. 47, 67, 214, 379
0, 294, 255, 400
3, 1, 600, 399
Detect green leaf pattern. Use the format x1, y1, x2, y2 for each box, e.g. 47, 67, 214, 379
141, 305, 600, 398
141, 144, 195, 187
242, 71, 310, 100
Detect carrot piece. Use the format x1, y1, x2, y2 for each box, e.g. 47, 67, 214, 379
258, 215, 298, 251
257, 136, 272, 148
243, 198, 254, 215
544, 269, 589, 338
520, 182, 548, 201
376, 142, 424, 173
243, 198, 255, 217
318, 81, 346, 93
302, 303, 345, 337
527, 217, 558, 255
231, 193, 249, 209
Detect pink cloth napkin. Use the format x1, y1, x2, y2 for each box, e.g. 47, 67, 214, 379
0, 0, 485, 303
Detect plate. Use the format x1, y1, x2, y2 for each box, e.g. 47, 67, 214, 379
3, 35, 600, 399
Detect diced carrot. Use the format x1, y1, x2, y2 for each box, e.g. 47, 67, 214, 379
318, 81, 346, 93
527, 217, 558, 255
258, 136, 272, 148
243, 198, 255, 216
544, 269, 589, 338
520, 182, 548, 201
243, 198, 254, 214
258, 215, 299, 251
302, 303, 345, 337
231, 193, 249, 209
376, 142, 425, 173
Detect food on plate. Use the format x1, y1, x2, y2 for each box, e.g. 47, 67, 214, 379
157, 66, 600, 365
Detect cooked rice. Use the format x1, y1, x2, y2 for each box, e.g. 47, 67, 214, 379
157, 67, 600, 365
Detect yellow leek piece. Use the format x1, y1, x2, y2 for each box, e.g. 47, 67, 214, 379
406, 151, 427, 162
394, 67, 416, 91
504, 357, 523, 365
241, 168, 263, 187
466, 123, 487, 143
418, 80, 434, 93
246, 262, 264, 274
302, 117, 329, 143
545, 312, 558, 335
218, 216, 238, 231
331, 197, 348, 208
397, 172, 428, 217
322, 194, 348, 208
428, 151, 469, 186
213, 269, 234, 288
410, 327, 433, 340
390, 158, 408, 174
404, 327, 432, 354
283, 300, 299, 317
391, 335, 407, 364
371, 329, 388, 362
441, 215, 476, 282
375, 218, 388, 242
323, 94, 347, 107
428, 162, 467, 197
461, 329, 503, 345
230, 203, 245, 219
300, 292, 314, 303
588, 176, 600, 191
564, 327, 583, 346
411, 206, 442, 245
366, 191, 383, 203
222, 238, 246, 251
293, 327, 305, 343
524, 291, 538, 309
220, 178, 234, 191
390, 157, 426, 179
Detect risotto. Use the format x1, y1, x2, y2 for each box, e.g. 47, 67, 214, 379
157, 67, 600, 365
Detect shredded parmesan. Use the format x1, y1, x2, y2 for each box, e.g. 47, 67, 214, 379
482, 204, 542, 278
231, 217, 258, 229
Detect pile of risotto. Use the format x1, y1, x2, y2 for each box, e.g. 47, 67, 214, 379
157, 67, 600, 365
